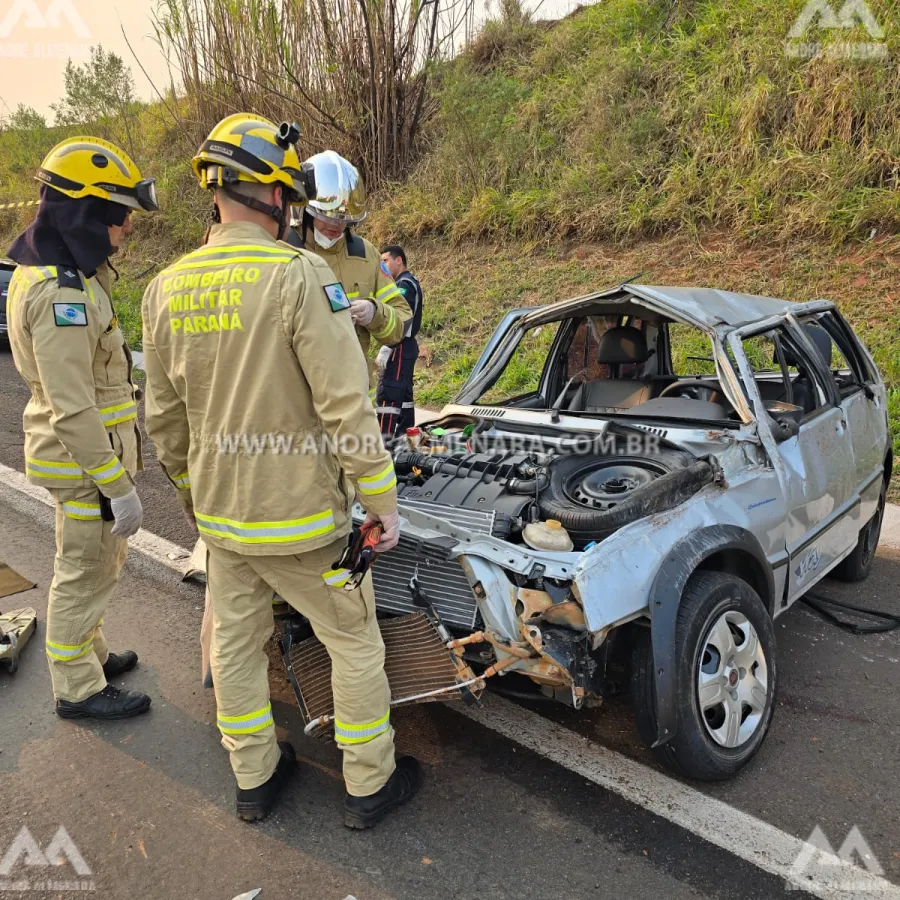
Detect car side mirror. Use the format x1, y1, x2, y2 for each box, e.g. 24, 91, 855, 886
766, 401, 803, 441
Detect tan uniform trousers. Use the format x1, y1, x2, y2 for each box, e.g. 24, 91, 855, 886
206, 537, 395, 795
45, 485, 127, 702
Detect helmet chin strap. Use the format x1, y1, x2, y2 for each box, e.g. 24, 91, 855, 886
218, 185, 290, 238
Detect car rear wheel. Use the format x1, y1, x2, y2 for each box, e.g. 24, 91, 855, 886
631, 571, 777, 781
831, 477, 887, 583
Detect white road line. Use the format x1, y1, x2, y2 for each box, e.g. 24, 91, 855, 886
0, 462, 192, 577
2, 459, 899, 897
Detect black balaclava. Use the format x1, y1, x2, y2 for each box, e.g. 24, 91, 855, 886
7, 185, 126, 278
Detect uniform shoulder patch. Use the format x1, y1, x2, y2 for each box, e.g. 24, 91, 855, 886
53, 302, 87, 326
323, 282, 351, 313
57, 267, 84, 291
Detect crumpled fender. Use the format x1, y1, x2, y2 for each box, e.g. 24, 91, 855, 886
648, 524, 774, 747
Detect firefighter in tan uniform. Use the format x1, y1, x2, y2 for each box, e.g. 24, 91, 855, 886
6, 137, 159, 719
287, 151, 410, 395
141, 114, 422, 826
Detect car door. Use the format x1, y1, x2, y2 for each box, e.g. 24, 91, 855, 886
796, 309, 887, 529
731, 319, 857, 603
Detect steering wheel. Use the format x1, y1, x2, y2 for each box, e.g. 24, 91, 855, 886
658, 379, 724, 404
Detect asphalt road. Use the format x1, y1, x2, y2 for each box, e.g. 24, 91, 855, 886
1, 346, 899, 900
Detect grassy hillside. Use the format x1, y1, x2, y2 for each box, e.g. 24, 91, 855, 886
370, 0, 900, 245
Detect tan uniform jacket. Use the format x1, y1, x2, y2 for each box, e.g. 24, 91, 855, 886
307, 234, 411, 389
7, 263, 140, 500
141, 221, 397, 557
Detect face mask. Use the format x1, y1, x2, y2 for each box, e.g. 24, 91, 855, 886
314, 226, 343, 250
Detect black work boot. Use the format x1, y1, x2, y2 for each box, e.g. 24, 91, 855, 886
343, 756, 422, 830
102, 650, 138, 679
56, 684, 151, 720
236, 742, 297, 823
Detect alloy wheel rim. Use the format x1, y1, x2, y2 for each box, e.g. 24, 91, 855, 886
697, 609, 768, 748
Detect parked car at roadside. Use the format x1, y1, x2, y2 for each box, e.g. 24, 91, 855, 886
0, 258, 14, 347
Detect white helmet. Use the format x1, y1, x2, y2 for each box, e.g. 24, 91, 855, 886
304, 151, 366, 225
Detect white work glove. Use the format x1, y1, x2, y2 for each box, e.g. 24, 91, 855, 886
376, 345, 392, 373
365, 510, 400, 554
110, 488, 143, 539
350, 299, 376, 327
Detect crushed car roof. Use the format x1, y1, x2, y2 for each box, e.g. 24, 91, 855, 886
523, 284, 808, 332
626, 285, 795, 329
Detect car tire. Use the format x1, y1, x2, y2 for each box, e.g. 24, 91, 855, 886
631, 571, 777, 781
831, 477, 887, 583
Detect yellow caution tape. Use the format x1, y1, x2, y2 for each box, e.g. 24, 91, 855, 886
0, 199, 39, 211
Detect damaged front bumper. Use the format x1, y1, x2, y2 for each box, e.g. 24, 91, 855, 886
365, 504, 638, 709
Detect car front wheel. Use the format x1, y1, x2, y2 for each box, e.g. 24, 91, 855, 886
632, 571, 777, 781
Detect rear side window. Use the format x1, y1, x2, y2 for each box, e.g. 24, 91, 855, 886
566, 316, 647, 382
799, 310, 876, 396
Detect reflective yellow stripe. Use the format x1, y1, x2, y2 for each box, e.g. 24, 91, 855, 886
62, 501, 101, 521
186, 244, 298, 258
46, 635, 93, 661
370, 305, 398, 342
218, 703, 274, 734
358, 462, 397, 496
346, 291, 360, 299
99, 401, 137, 426
162, 255, 295, 275
195, 509, 335, 544
85, 277, 98, 305
334, 711, 391, 745
171, 472, 191, 490
375, 283, 402, 302
86, 458, 126, 485
322, 568, 351, 588
26, 457, 83, 479
37, 266, 57, 281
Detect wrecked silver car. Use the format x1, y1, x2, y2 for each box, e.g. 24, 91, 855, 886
352, 284, 890, 781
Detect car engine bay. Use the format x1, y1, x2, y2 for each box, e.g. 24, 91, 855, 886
391, 416, 716, 551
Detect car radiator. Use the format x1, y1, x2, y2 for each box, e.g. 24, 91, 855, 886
282, 611, 481, 740
353, 500, 495, 632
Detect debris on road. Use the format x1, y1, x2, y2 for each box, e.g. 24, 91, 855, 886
0, 606, 37, 674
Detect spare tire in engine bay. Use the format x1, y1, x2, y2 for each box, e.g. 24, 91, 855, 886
537, 449, 713, 548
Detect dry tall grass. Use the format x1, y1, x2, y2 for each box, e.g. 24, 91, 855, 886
154, 0, 477, 187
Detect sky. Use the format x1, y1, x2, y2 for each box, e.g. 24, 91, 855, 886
0, 0, 581, 121
0, 0, 173, 119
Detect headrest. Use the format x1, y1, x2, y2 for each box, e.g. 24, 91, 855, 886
597, 325, 649, 365
803, 324, 833, 368
781, 324, 833, 370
